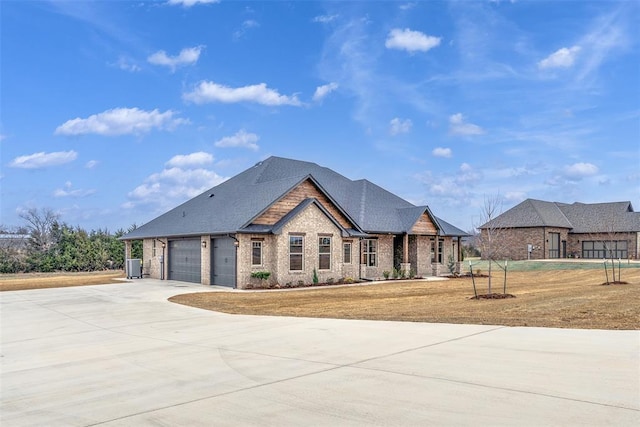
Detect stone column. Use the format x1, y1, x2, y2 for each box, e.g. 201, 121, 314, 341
201, 235, 211, 286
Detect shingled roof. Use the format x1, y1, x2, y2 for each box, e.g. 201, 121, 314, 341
480, 198, 640, 233
122, 156, 467, 240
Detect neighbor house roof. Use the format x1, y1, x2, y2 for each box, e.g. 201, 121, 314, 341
480, 199, 640, 233
122, 156, 468, 240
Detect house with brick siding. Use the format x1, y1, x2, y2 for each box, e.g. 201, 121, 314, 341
121, 156, 467, 288
478, 199, 640, 261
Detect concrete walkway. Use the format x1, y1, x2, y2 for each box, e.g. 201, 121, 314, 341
1, 279, 638, 426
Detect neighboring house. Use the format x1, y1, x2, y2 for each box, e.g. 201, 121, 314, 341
121, 156, 468, 288
478, 199, 640, 260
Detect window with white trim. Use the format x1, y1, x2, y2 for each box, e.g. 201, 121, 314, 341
251, 240, 263, 266
319, 236, 331, 270
343, 242, 352, 264
361, 239, 377, 267
289, 235, 304, 271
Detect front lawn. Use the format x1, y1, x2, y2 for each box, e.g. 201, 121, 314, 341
170, 268, 640, 330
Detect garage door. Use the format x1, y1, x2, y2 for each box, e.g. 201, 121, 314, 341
212, 237, 235, 287
168, 239, 201, 283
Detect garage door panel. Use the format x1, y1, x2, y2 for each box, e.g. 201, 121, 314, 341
169, 239, 201, 283
212, 238, 235, 287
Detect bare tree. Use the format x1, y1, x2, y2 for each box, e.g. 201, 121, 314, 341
19, 207, 60, 253
475, 195, 507, 295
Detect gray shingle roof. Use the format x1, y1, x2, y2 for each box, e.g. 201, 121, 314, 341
122, 156, 468, 239
480, 199, 640, 233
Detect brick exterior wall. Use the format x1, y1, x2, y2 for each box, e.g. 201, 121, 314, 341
480, 228, 639, 260
237, 203, 350, 288
142, 238, 166, 279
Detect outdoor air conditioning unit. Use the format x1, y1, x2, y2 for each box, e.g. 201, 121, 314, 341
126, 258, 142, 279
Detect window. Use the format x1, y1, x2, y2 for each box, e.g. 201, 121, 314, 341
289, 235, 304, 271
319, 236, 331, 270
361, 239, 377, 267
548, 233, 560, 258
582, 240, 628, 259
152, 240, 156, 257
437, 239, 444, 263
430, 238, 435, 262
251, 240, 262, 266
343, 242, 352, 264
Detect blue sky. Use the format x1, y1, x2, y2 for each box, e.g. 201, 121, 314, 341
2, 0, 639, 233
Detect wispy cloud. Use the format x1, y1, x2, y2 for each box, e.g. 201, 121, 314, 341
166, 152, 213, 168
9, 151, 78, 169
313, 82, 339, 102
55, 108, 189, 136
574, 8, 630, 82
449, 113, 484, 136
313, 14, 338, 24
183, 81, 302, 106
385, 28, 441, 53
53, 181, 96, 198
85, 160, 99, 169
147, 46, 203, 72
112, 56, 141, 72
233, 20, 259, 40
166, 0, 219, 7
389, 118, 412, 135
538, 46, 581, 69
214, 130, 259, 151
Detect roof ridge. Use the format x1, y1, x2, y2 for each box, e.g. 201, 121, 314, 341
554, 202, 573, 229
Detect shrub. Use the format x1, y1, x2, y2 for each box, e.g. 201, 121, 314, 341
251, 271, 271, 281
383, 270, 391, 279
313, 268, 319, 285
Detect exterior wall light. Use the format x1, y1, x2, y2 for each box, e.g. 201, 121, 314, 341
202, 241, 207, 248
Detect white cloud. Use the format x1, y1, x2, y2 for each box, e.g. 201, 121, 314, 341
166, 0, 219, 7
147, 46, 203, 72
9, 151, 77, 169
313, 82, 339, 102
183, 81, 301, 106
432, 147, 452, 158
449, 113, 485, 136
389, 117, 412, 135
85, 160, 99, 169
214, 130, 259, 151
55, 107, 188, 136
504, 191, 527, 202
563, 162, 599, 180
125, 165, 226, 211
385, 28, 441, 53
538, 46, 581, 69
313, 14, 338, 24
166, 152, 213, 168
53, 181, 96, 198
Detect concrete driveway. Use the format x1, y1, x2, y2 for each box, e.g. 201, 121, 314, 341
1, 279, 638, 426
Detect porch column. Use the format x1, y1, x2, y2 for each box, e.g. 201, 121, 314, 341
403, 233, 409, 263
400, 233, 411, 276
124, 241, 132, 277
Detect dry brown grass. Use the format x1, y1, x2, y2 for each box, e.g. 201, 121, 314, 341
170, 269, 640, 330
0, 271, 126, 291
